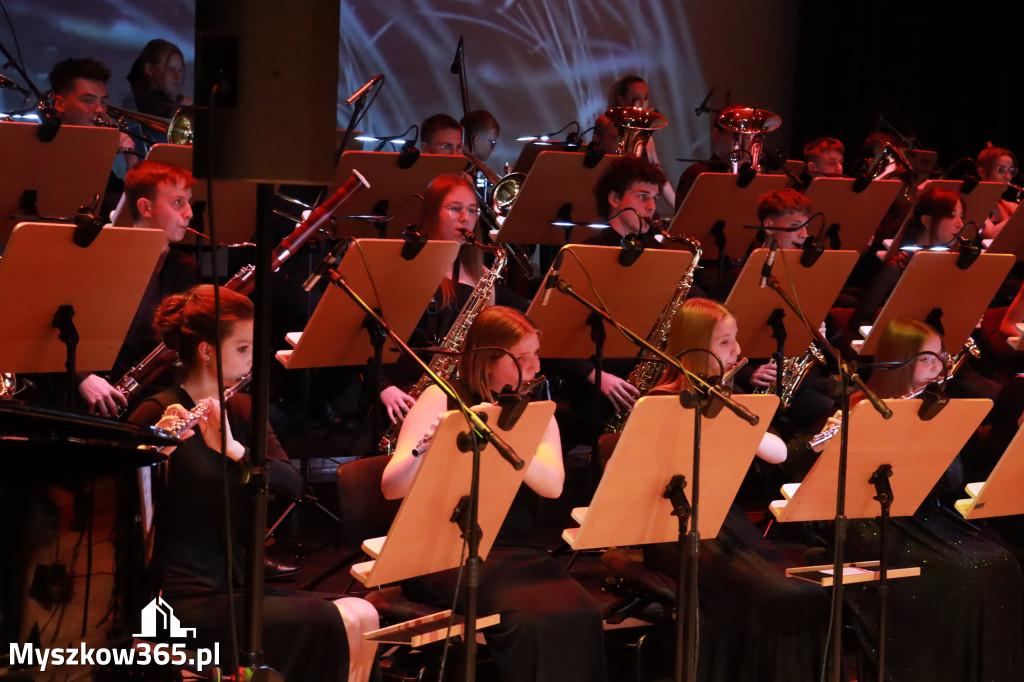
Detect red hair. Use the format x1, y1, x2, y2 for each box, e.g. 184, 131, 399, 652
153, 285, 253, 371
125, 160, 195, 221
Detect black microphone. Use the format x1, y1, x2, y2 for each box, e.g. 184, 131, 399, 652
450, 37, 464, 75
694, 87, 715, 117
541, 249, 564, 306
759, 240, 779, 288
303, 239, 350, 291
0, 74, 31, 96
345, 74, 383, 105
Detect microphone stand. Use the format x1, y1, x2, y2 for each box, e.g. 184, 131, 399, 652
759, 269, 890, 682
545, 275, 757, 682
320, 266, 522, 682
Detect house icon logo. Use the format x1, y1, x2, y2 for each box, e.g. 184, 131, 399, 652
133, 596, 197, 639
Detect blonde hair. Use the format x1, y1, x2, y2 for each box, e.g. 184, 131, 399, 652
658, 298, 735, 392
457, 306, 538, 401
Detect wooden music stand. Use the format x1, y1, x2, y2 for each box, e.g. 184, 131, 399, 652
724, 248, 859, 357
352, 401, 552, 587
324, 151, 467, 239
983, 202, 1024, 260
663, 172, 789, 262
0, 222, 166, 374
850, 251, 1013, 355
771, 398, 991, 584
511, 140, 570, 173
109, 144, 258, 246
524, 245, 695, 359
275, 238, 459, 369
563, 394, 778, 549
494, 151, 616, 245
803, 177, 903, 252
956, 421, 1024, 520
0, 120, 120, 245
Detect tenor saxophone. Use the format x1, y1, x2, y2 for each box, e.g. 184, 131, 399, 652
604, 235, 701, 433
377, 243, 508, 455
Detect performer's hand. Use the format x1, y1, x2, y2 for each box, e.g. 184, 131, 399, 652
381, 385, 416, 423
79, 374, 128, 417
750, 362, 777, 388
589, 370, 640, 411
811, 411, 842, 453
195, 398, 246, 461
153, 403, 193, 454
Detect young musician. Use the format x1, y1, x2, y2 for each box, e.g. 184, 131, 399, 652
378, 172, 489, 425
129, 285, 379, 682
849, 185, 964, 333
420, 113, 464, 155
833, 318, 1024, 682
606, 75, 675, 208
76, 160, 200, 416
383, 305, 607, 682
976, 143, 1018, 239
48, 57, 138, 212
620, 298, 828, 682
587, 155, 667, 247
127, 39, 192, 121
802, 136, 845, 179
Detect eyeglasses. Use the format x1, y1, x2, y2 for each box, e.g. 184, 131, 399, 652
474, 134, 498, 150
429, 142, 464, 154
442, 204, 480, 218
996, 165, 1018, 176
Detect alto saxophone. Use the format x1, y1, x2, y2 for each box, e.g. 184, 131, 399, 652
377, 243, 508, 455
753, 343, 827, 409
605, 235, 701, 433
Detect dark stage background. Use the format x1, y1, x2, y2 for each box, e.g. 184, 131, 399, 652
0, 0, 1017, 181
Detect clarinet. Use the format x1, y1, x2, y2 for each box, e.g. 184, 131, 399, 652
113, 170, 369, 416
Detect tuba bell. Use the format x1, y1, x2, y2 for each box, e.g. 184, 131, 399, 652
716, 105, 782, 174
604, 106, 669, 158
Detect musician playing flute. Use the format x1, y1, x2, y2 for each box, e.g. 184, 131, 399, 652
129, 285, 379, 682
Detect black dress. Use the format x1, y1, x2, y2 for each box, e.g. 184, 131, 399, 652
400, 382, 608, 682
601, 411, 830, 682
842, 497, 1024, 681
129, 387, 349, 681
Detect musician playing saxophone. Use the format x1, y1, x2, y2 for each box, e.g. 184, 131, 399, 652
77, 160, 200, 416
377, 173, 526, 425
